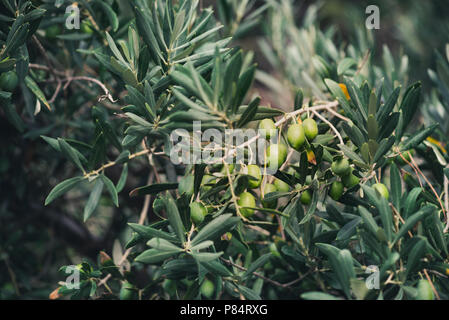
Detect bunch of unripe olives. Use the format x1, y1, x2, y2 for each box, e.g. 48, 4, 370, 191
186, 116, 390, 224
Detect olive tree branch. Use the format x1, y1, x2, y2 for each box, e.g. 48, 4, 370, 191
311, 108, 344, 145
215, 100, 340, 164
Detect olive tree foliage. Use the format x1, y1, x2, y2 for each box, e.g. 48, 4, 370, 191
1, 0, 449, 300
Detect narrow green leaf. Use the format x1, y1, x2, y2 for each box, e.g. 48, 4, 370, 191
100, 174, 118, 207
166, 195, 186, 244
393, 206, 435, 244
83, 178, 104, 221
45, 176, 83, 205
400, 124, 438, 151
128, 223, 179, 243
301, 292, 342, 300
236, 97, 259, 128
390, 163, 401, 210
135, 248, 178, 264
25, 76, 51, 110
191, 251, 223, 262
147, 238, 183, 252
58, 138, 85, 173
129, 183, 178, 197
191, 214, 240, 246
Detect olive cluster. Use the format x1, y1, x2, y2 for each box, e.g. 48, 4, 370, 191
186, 115, 390, 225
232, 117, 321, 218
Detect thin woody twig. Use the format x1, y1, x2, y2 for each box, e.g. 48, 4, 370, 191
217, 101, 340, 164
404, 151, 446, 220
63, 76, 117, 103
423, 269, 441, 300
29, 63, 117, 103
311, 109, 344, 145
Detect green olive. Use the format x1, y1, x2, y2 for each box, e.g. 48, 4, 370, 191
258, 119, 277, 139
45, 25, 62, 39
119, 282, 137, 300
274, 178, 290, 192
331, 158, 351, 176
200, 279, 215, 299
190, 202, 207, 225
373, 183, 389, 199
237, 192, 256, 218
342, 171, 360, 189
287, 123, 306, 151
269, 242, 281, 258
262, 183, 278, 208
0, 71, 18, 92
80, 20, 94, 34
396, 149, 415, 165
267, 143, 288, 169
246, 165, 262, 189
329, 181, 344, 201
416, 279, 434, 300
302, 118, 318, 141
220, 163, 235, 175
300, 190, 312, 205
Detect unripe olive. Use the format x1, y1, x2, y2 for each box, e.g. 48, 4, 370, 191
190, 202, 207, 225
396, 149, 415, 165
269, 242, 281, 258
237, 192, 256, 218
179, 175, 194, 196
274, 178, 290, 192
258, 119, 277, 139
45, 25, 62, 39
200, 279, 215, 299
342, 171, 360, 189
416, 279, 434, 300
80, 20, 94, 34
287, 123, 306, 150
373, 183, 389, 200
119, 282, 137, 300
329, 181, 344, 201
246, 165, 262, 189
300, 190, 312, 205
302, 118, 318, 141
220, 163, 235, 175
331, 158, 351, 176
0, 71, 18, 92
262, 183, 278, 208
267, 143, 288, 169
